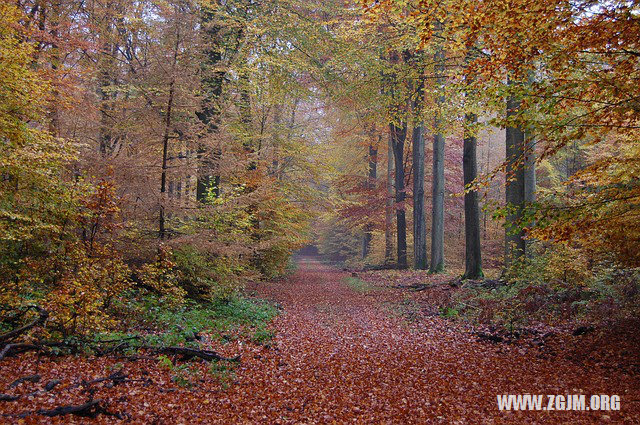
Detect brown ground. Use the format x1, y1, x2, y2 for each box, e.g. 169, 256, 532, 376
1, 258, 638, 423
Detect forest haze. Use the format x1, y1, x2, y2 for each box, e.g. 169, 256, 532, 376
1, 0, 639, 422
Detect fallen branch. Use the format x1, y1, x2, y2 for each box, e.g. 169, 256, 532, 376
81, 371, 127, 389
37, 399, 107, 418
155, 346, 240, 362
9, 374, 41, 388
0, 343, 41, 360
0, 306, 48, 344
0, 394, 19, 402
1, 333, 240, 365
0, 372, 130, 405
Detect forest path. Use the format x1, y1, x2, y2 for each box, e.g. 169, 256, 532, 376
226, 258, 638, 424
1, 258, 637, 423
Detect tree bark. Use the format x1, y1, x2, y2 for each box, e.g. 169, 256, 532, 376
384, 130, 395, 264
505, 77, 526, 267
412, 122, 427, 269
98, 21, 117, 156
463, 112, 483, 279
363, 141, 378, 259
430, 23, 445, 273
390, 122, 408, 269
159, 27, 180, 239
524, 130, 536, 257
196, 1, 241, 201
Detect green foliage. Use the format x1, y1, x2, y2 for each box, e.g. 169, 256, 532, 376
439, 306, 459, 319
112, 293, 277, 347
251, 325, 275, 346
208, 360, 237, 389
344, 276, 375, 293
317, 218, 361, 265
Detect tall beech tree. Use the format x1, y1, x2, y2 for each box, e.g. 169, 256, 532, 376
159, 15, 181, 239
196, 0, 247, 200
504, 77, 526, 267
384, 130, 395, 265
412, 79, 427, 270
430, 22, 445, 273
387, 48, 409, 269
390, 121, 408, 269
463, 110, 483, 278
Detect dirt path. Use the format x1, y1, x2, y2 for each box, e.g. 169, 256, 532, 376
1, 259, 637, 423
224, 258, 638, 424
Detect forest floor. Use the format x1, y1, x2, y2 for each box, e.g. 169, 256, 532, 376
1, 257, 639, 423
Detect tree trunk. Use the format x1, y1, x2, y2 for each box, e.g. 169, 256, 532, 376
505, 77, 526, 267
196, 1, 237, 201
430, 23, 445, 273
98, 26, 117, 156
463, 112, 483, 279
48, 2, 60, 137
412, 122, 427, 269
363, 141, 378, 259
524, 130, 536, 257
384, 130, 395, 264
159, 27, 180, 239
390, 122, 408, 269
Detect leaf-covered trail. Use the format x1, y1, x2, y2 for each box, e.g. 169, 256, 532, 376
233, 258, 638, 424
1, 258, 638, 423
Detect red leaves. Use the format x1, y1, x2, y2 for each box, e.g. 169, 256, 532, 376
2, 260, 639, 423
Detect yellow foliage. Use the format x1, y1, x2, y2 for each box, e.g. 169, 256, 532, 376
137, 246, 186, 308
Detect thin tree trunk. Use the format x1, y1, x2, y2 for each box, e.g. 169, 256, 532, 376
391, 122, 408, 269
98, 26, 117, 156
384, 130, 395, 264
430, 22, 445, 273
48, 2, 60, 137
463, 112, 483, 278
363, 141, 378, 259
159, 27, 180, 239
505, 76, 526, 267
524, 130, 536, 257
412, 121, 427, 269
483, 140, 490, 238
271, 105, 281, 177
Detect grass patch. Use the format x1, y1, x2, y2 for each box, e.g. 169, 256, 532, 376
344, 276, 376, 293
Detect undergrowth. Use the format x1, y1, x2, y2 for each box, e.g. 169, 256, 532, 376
93, 293, 278, 352
439, 254, 640, 331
